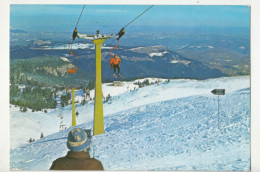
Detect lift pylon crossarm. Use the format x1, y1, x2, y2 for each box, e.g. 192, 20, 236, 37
76, 32, 116, 40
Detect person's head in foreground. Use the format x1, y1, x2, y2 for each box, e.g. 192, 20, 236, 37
50, 128, 104, 170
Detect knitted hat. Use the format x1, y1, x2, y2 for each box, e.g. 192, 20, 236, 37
67, 128, 91, 152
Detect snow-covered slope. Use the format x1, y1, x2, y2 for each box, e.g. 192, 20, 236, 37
10, 76, 250, 170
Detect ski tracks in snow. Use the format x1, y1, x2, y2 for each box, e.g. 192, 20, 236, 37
10, 76, 250, 170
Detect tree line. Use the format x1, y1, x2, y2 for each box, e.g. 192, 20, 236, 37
10, 85, 57, 112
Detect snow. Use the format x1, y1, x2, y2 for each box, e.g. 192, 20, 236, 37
129, 46, 145, 51
10, 76, 250, 170
149, 51, 168, 57
129, 45, 165, 52
177, 44, 189, 50
184, 45, 214, 49
149, 52, 163, 57
60, 57, 70, 62
170, 60, 192, 65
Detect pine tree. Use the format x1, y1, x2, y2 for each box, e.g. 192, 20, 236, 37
105, 94, 112, 102
81, 99, 86, 106
40, 132, 44, 138
28, 138, 35, 143
22, 107, 28, 112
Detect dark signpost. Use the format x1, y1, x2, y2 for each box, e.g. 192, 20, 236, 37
211, 89, 225, 95
211, 89, 225, 129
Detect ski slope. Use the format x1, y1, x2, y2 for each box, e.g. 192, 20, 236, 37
10, 76, 250, 170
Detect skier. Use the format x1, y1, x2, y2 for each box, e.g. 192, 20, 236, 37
117, 28, 125, 40
50, 128, 104, 170
86, 88, 90, 100
72, 28, 78, 40
110, 54, 121, 77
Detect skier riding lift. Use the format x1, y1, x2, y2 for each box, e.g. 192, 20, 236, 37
73, 28, 78, 40
110, 54, 121, 77
117, 28, 125, 40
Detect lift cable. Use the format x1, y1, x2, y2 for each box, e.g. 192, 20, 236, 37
75, 5, 86, 29
108, 5, 154, 62
67, 5, 86, 74
70, 5, 154, 72
123, 5, 154, 29
108, 5, 154, 46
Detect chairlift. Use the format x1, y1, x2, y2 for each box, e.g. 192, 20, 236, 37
109, 39, 119, 62
67, 44, 77, 74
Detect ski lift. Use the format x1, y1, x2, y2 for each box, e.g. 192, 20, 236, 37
117, 28, 125, 40
67, 44, 77, 74
109, 39, 119, 63
109, 27, 125, 64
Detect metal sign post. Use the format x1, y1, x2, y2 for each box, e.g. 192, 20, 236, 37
218, 95, 220, 129
211, 89, 225, 129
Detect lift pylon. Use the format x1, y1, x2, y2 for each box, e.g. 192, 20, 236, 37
93, 38, 106, 135
77, 30, 113, 135
72, 89, 76, 127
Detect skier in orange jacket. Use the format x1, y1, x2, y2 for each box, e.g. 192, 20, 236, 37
110, 54, 121, 77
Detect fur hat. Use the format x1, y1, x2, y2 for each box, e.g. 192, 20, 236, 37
67, 128, 91, 152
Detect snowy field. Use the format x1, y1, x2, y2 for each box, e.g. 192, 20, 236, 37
10, 76, 250, 170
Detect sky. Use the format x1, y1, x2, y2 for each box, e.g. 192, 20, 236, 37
10, 5, 250, 33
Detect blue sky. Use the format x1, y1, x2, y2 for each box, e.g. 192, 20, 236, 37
10, 5, 250, 33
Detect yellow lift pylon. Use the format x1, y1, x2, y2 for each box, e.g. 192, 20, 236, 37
77, 30, 113, 135
71, 89, 76, 127
93, 38, 106, 135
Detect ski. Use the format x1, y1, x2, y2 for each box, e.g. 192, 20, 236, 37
113, 73, 118, 79
118, 74, 126, 79
113, 73, 125, 79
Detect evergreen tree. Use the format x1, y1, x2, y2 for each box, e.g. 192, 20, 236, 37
22, 107, 28, 112
40, 132, 44, 138
81, 99, 86, 105
105, 94, 112, 102
28, 138, 35, 143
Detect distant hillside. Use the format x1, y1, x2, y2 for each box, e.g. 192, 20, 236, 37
10, 31, 249, 80
10, 28, 27, 34
10, 45, 226, 83
10, 56, 93, 87
76, 45, 226, 80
